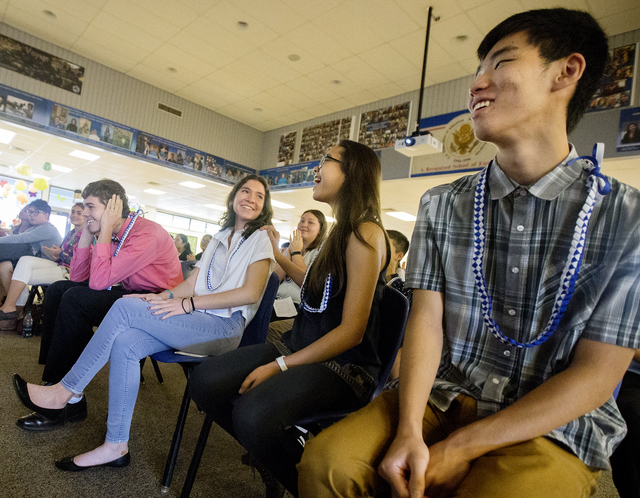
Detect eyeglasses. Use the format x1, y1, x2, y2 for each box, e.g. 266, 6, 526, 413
27, 209, 43, 216
318, 153, 343, 169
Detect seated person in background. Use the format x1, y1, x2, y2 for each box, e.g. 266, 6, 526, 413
11, 206, 33, 235
610, 349, 640, 498
0, 202, 84, 331
263, 209, 327, 343
13, 174, 275, 471
174, 233, 193, 261
188, 140, 389, 496
385, 230, 410, 297
298, 9, 639, 498
187, 233, 212, 261
0, 199, 61, 266
14, 179, 183, 431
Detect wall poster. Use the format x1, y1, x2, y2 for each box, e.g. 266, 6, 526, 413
0, 34, 84, 94
359, 102, 411, 150
411, 110, 496, 178
617, 106, 640, 152
277, 131, 297, 166
587, 43, 636, 112
299, 117, 351, 162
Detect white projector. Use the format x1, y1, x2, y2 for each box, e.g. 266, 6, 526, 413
394, 133, 443, 157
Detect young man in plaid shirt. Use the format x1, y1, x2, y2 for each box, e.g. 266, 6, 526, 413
298, 9, 640, 498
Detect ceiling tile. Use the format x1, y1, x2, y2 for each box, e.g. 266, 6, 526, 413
177, 79, 244, 107
74, 24, 153, 61
71, 37, 140, 72
330, 56, 391, 89
261, 37, 326, 75
4, 4, 86, 44
370, 81, 408, 100
148, 44, 216, 78
250, 92, 300, 115
102, 0, 181, 41
305, 67, 362, 97
280, 0, 344, 21
205, 69, 263, 98
186, 17, 255, 58
598, 6, 640, 36
426, 63, 470, 84
215, 61, 281, 92
359, 44, 420, 80
202, 0, 279, 46
137, 55, 204, 85
167, 31, 235, 68
238, 49, 302, 84
127, 64, 189, 93
231, 0, 306, 34
128, 0, 199, 28
393, 0, 463, 26
344, 89, 379, 106
431, 13, 485, 53
91, 11, 165, 51
466, 0, 526, 34
322, 97, 355, 114
285, 76, 340, 103
284, 109, 315, 123
267, 85, 319, 109
304, 103, 333, 118
284, 22, 354, 65
13, 0, 101, 24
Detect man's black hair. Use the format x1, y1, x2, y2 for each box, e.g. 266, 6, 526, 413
477, 8, 608, 133
387, 229, 409, 256
82, 179, 130, 218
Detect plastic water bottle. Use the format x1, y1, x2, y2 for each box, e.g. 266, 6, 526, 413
22, 311, 33, 338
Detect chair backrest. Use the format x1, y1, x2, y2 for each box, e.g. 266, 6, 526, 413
181, 261, 196, 280
370, 285, 410, 400
238, 271, 280, 348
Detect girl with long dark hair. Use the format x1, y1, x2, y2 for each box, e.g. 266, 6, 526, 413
188, 140, 389, 494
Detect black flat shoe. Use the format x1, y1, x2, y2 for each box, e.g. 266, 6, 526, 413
16, 397, 87, 432
55, 453, 131, 472
12, 373, 65, 420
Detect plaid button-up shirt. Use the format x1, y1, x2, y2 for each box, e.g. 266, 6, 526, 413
406, 147, 640, 469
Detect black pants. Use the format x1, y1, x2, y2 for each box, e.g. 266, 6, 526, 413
0, 243, 33, 266
189, 344, 362, 496
39, 280, 132, 383
611, 370, 640, 498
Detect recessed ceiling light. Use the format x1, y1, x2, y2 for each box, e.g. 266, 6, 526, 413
205, 203, 227, 211
272, 219, 284, 224
288, 54, 301, 62
168, 67, 177, 73
455, 35, 468, 42
179, 181, 205, 189
386, 211, 417, 221
270, 199, 295, 209
42, 9, 57, 19
69, 150, 100, 161
0, 128, 17, 144
51, 164, 72, 172
254, 107, 263, 112
331, 80, 341, 85
237, 21, 249, 30
326, 216, 336, 223
144, 188, 166, 195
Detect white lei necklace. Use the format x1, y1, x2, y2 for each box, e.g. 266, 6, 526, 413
472, 144, 611, 348
112, 209, 143, 257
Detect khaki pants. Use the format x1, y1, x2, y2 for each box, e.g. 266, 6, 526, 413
298, 389, 600, 498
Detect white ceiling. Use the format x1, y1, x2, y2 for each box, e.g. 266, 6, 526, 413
0, 0, 638, 132
0, 0, 639, 239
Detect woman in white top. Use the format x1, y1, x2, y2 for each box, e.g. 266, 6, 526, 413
13, 174, 275, 471
264, 210, 327, 342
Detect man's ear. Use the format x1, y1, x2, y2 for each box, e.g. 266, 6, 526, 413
552, 53, 586, 92
395, 251, 405, 263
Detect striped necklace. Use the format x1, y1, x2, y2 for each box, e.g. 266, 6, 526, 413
112, 210, 142, 257
472, 144, 610, 348
299, 261, 332, 313
206, 231, 245, 291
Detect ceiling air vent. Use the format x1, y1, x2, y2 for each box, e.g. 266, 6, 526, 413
158, 102, 182, 118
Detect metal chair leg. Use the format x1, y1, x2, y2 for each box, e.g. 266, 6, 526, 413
151, 358, 164, 383
180, 414, 214, 498
160, 385, 192, 493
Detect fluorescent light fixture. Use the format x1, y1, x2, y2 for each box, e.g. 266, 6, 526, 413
143, 188, 166, 195
386, 211, 417, 222
70, 150, 100, 161
205, 203, 227, 211
31, 174, 51, 180
272, 219, 284, 224
0, 128, 17, 144
326, 216, 336, 223
51, 164, 72, 173
179, 181, 206, 189
270, 200, 295, 209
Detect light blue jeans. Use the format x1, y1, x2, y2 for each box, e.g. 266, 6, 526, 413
60, 297, 244, 443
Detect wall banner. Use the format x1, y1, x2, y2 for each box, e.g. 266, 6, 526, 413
617, 106, 640, 152
359, 102, 411, 150
411, 110, 496, 178
261, 160, 319, 191
0, 83, 254, 186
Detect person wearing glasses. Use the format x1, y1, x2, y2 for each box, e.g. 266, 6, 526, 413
0, 199, 62, 268
0, 203, 84, 331
188, 140, 390, 496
